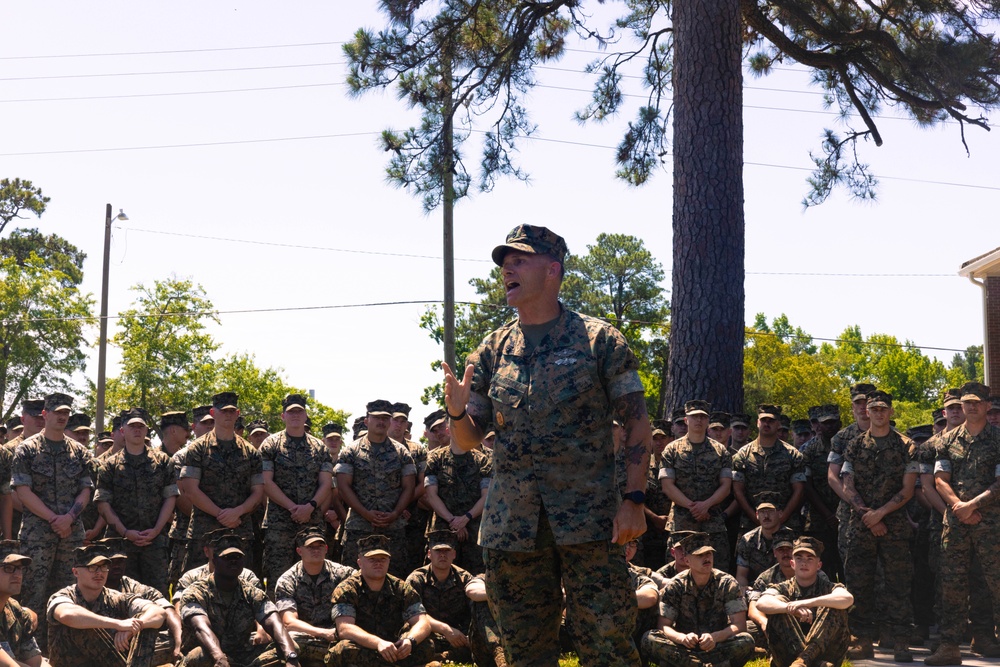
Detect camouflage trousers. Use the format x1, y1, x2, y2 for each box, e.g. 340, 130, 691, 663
48, 626, 159, 667
764, 605, 850, 667
469, 599, 505, 667
324, 637, 435, 667
705, 531, 731, 574
805, 525, 842, 584
168, 538, 189, 589
403, 510, 430, 575
21, 527, 84, 649
426, 634, 473, 663
180, 643, 283, 667
288, 632, 335, 667
842, 519, 913, 639
939, 518, 1000, 644
342, 527, 407, 578
484, 531, 640, 667
122, 538, 170, 596
641, 526, 669, 571
641, 629, 754, 667
453, 534, 485, 576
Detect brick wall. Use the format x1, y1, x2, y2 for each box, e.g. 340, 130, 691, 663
987, 276, 1000, 388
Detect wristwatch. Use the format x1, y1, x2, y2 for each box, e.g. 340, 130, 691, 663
285, 651, 299, 664
307, 499, 318, 509
622, 490, 646, 505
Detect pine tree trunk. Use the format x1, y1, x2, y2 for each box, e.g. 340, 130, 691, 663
666, 0, 745, 413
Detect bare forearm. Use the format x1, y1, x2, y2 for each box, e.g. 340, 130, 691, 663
616, 392, 652, 494
236, 485, 264, 516
176, 480, 222, 517
335, 478, 367, 514
15, 487, 57, 522
153, 497, 178, 534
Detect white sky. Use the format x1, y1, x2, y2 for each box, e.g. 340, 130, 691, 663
2, 3, 997, 425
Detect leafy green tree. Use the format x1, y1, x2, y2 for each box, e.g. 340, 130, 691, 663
0, 229, 86, 287
0, 179, 49, 236
0, 255, 92, 419
946, 345, 984, 386
347, 0, 1000, 419
101, 279, 219, 417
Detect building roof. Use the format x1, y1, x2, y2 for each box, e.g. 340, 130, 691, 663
959, 246, 1000, 279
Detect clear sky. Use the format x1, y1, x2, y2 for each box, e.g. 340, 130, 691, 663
2, 3, 997, 425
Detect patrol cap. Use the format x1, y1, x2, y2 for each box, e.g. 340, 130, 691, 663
941, 388, 963, 407
932, 408, 946, 425
67, 413, 93, 432
323, 422, 345, 438
807, 406, 821, 422
779, 415, 791, 430
366, 399, 393, 416
960, 381, 990, 402
295, 527, 328, 548
212, 392, 239, 411
670, 408, 687, 423
424, 409, 447, 430
44, 392, 73, 413
772, 528, 797, 550
209, 530, 245, 557
651, 419, 669, 437
193, 405, 214, 423
816, 404, 841, 423
427, 530, 458, 551
990, 398, 1000, 414
21, 399, 44, 417
96, 431, 114, 444
304, 416, 312, 432
669, 530, 696, 548
682, 532, 715, 556
96, 538, 128, 560
352, 416, 367, 439
906, 424, 934, 442
123, 407, 150, 427
4, 417, 20, 434
684, 400, 711, 417
754, 491, 782, 512
0, 541, 30, 566
730, 413, 752, 428
160, 411, 189, 430
392, 402, 412, 418
235, 416, 245, 431
491, 224, 569, 267
283, 394, 308, 412
248, 419, 269, 436
0, 424, 5, 436
358, 534, 392, 558
757, 404, 782, 420
792, 536, 824, 558
709, 412, 731, 429
791, 419, 812, 435
74, 545, 111, 567
850, 383, 878, 402
112, 414, 123, 431
866, 391, 893, 409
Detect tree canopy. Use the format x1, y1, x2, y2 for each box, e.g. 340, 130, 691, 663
0, 179, 49, 236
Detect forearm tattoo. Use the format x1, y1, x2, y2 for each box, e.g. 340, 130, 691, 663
69, 501, 84, 520
614, 392, 651, 465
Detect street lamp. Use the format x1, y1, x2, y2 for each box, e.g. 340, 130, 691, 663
95, 204, 128, 432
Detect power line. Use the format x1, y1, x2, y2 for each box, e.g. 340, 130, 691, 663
0, 61, 341, 82
0, 41, 345, 60
117, 226, 956, 276
0, 82, 346, 104
3, 299, 970, 353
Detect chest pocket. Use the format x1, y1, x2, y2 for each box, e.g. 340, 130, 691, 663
30, 454, 56, 478
489, 373, 526, 409
547, 366, 596, 406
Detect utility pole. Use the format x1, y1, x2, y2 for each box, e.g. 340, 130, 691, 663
96, 203, 127, 432
442, 49, 456, 372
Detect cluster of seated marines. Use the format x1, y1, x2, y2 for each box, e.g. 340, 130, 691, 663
0, 515, 854, 667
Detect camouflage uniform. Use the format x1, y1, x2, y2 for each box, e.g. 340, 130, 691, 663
405, 562, 474, 661
179, 431, 264, 569
659, 435, 733, 571
746, 565, 831, 648
95, 446, 179, 594
12, 433, 94, 641
641, 569, 754, 667
273, 559, 355, 667
467, 307, 644, 667
761, 576, 850, 667
643, 456, 673, 571
334, 435, 415, 577
629, 562, 660, 664
0, 597, 42, 663
934, 423, 1000, 646
799, 434, 843, 580
327, 570, 434, 667
827, 423, 864, 564
259, 431, 333, 592
178, 573, 283, 667
735, 526, 777, 585
167, 445, 191, 586
172, 563, 262, 604
47, 583, 159, 667
117, 575, 179, 663
0, 446, 12, 536
402, 439, 431, 576
731, 439, 806, 530
841, 428, 919, 640
424, 446, 492, 574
